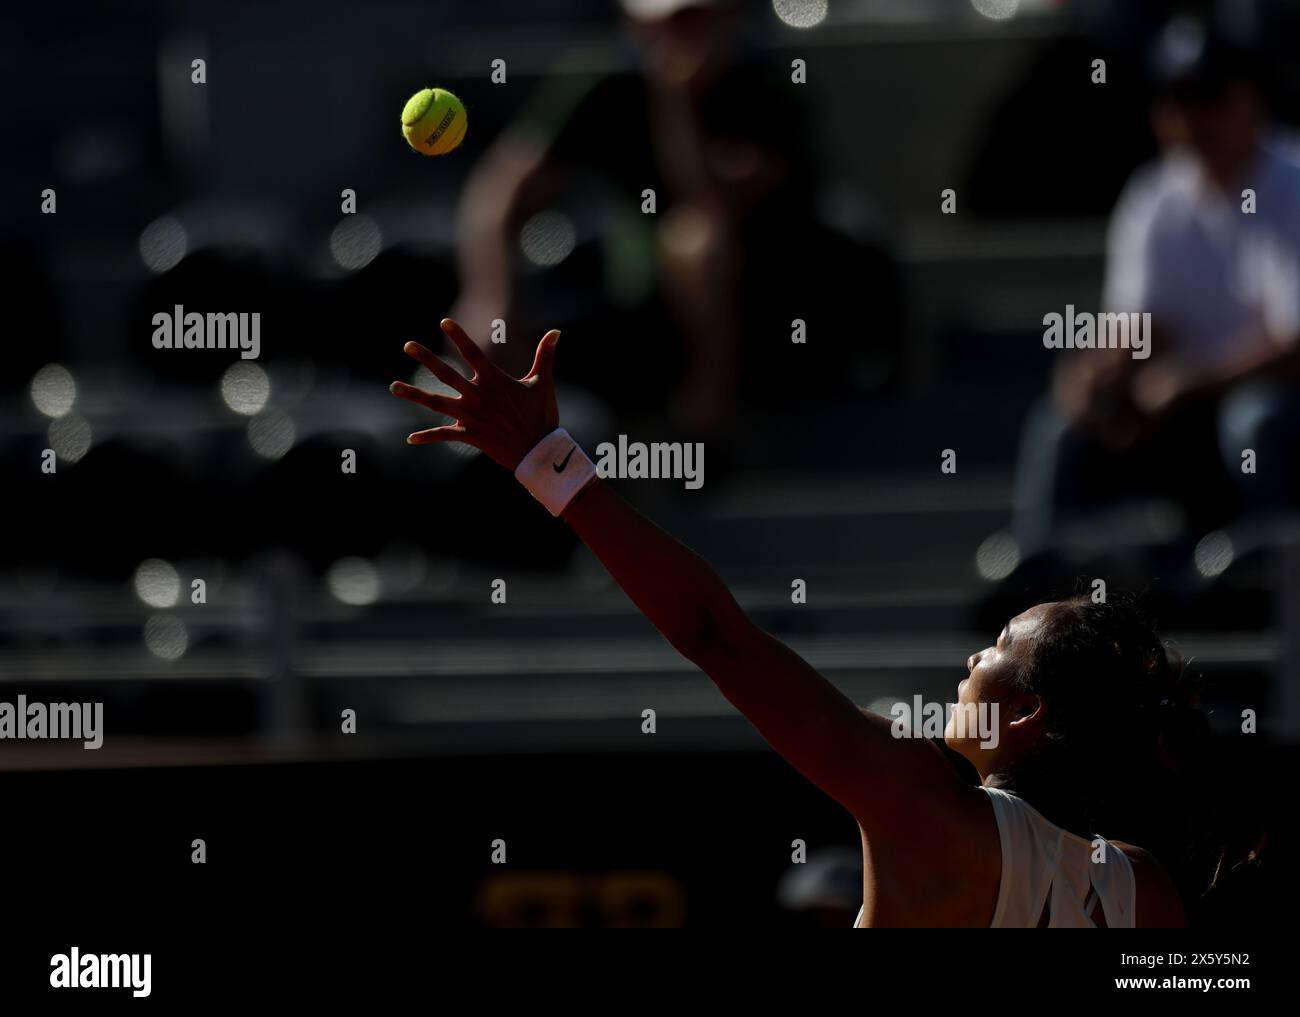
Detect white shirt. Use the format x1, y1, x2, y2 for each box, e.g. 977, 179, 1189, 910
851, 787, 1136, 928
981, 786, 1135, 928
1103, 134, 1300, 372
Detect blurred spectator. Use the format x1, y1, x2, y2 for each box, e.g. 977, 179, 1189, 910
1013, 17, 1300, 551
452, 0, 899, 436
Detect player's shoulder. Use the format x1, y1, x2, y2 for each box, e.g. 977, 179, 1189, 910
1111, 840, 1188, 928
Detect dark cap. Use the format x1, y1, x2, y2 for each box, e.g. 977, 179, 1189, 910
1148, 16, 1256, 103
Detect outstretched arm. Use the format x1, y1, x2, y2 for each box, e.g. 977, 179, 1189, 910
562, 479, 970, 825
389, 320, 974, 833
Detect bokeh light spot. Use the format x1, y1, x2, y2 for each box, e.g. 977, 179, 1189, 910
31, 364, 77, 418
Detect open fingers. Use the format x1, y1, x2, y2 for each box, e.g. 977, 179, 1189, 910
403, 341, 476, 397
525, 329, 561, 382
439, 318, 497, 380
389, 381, 468, 419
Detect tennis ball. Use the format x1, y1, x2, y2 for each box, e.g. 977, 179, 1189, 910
401, 87, 467, 156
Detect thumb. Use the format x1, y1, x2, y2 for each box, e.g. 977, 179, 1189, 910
527, 329, 561, 383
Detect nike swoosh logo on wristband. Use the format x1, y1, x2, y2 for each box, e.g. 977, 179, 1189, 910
553, 446, 576, 472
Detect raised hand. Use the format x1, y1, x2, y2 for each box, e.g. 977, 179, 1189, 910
389, 318, 561, 470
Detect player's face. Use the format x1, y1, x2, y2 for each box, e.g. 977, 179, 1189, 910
945, 604, 1055, 773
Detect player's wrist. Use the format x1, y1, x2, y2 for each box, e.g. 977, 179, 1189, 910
559, 472, 601, 519
513, 428, 597, 517
505, 423, 557, 471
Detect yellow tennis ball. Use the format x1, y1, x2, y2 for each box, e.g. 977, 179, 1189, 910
401, 87, 467, 156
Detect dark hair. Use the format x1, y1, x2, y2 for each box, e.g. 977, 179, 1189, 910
1005, 593, 1263, 913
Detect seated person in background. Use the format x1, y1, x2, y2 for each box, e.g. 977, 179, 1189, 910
453, 0, 899, 438
1014, 19, 1300, 551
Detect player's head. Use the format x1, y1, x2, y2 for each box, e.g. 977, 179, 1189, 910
945, 595, 1185, 783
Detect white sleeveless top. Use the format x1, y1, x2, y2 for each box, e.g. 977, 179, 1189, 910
852, 786, 1137, 928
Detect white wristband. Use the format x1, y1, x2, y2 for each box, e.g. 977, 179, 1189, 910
514, 428, 598, 517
